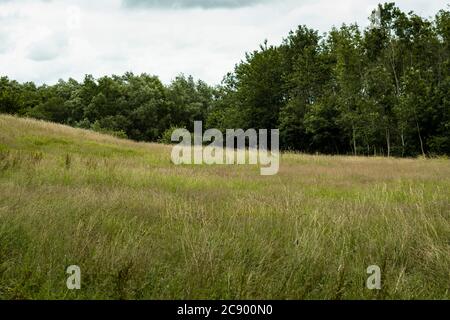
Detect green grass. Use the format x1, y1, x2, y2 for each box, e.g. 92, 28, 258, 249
0, 114, 449, 300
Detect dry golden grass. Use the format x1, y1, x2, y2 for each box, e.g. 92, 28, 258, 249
0, 114, 449, 299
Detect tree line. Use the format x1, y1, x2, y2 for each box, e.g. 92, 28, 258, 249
1, 3, 449, 157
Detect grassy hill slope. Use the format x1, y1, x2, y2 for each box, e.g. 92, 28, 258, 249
0, 114, 449, 299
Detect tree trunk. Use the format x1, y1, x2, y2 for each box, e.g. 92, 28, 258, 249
416, 120, 425, 157
400, 130, 405, 157
390, 44, 400, 96
386, 127, 391, 158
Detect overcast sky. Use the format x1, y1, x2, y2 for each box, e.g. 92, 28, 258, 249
0, 0, 448, 85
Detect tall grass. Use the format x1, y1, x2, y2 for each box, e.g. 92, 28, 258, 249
0, 115, 449, 299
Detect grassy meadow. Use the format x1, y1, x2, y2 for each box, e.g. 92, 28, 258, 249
0, 114, 449, 300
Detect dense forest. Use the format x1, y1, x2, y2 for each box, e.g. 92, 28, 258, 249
1, 3, 449, 156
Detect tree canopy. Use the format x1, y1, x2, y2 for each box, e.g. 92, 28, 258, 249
1, 3, 449, 156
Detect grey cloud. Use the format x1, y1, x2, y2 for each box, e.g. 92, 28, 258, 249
122, 0, 269, 9
27, 33, 67, 62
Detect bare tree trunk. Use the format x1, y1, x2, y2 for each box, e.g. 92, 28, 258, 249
416, 120, 425, 157
390, 44, 400, 96
386, 127, 391, 158
400, 130, 405, 157
352, 125, 357, 156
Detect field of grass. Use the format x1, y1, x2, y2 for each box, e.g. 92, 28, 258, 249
0, 114, 449, 300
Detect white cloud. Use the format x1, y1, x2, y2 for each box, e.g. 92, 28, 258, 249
0, 0, 448, 85
122, 0, 270, 9
27, 30, 68, 61
0, 32, 9, 53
